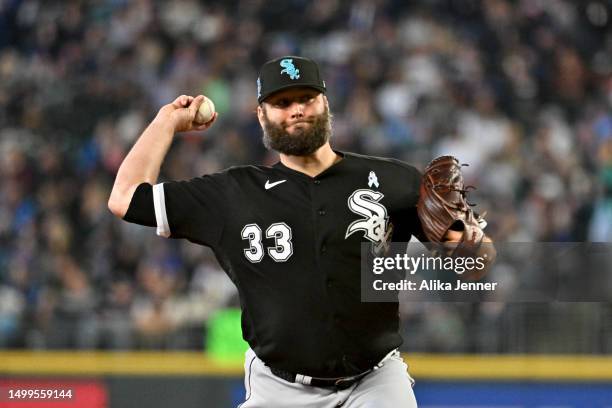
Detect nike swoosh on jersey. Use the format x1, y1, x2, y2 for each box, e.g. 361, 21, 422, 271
265, 179, 287, 190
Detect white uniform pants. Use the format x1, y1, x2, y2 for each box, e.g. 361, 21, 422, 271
238, 349, 417, 408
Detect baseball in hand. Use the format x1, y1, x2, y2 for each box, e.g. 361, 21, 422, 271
194, 96, 215, 124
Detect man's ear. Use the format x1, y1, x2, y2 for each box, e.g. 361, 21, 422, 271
256, 105, 265, 127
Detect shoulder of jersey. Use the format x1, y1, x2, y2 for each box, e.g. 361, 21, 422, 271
342, 151, 421, 176
221, 164, 278, 176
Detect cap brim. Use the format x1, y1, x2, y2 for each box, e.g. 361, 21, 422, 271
259, 84, 326, 103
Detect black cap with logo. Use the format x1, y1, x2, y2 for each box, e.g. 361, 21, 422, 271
257, 56, 326, 103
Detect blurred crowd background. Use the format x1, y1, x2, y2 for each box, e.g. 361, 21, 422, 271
1, 0, 612, 354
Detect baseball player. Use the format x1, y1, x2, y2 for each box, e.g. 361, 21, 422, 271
108, 56, 492, 407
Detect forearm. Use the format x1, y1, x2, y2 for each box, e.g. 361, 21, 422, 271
108, 116, 175, 218
107, 94, 214, 219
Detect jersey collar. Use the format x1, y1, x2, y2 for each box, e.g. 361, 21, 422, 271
273, 150, 347, 180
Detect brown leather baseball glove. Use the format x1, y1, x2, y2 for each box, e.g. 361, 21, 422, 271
417, 155, 496, 280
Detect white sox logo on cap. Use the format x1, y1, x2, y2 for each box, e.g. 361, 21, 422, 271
279, 59, 300, 80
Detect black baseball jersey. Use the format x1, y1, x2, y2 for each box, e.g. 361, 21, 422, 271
124, 151, 424, 377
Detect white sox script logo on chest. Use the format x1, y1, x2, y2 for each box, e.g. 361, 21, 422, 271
345, 189, 389, 243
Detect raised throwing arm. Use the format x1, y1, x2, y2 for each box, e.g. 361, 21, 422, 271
107, 95, 217, 218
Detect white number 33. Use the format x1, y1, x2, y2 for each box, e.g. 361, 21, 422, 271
241, 222, 293, 262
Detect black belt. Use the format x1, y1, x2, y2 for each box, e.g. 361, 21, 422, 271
268, 349, 399, 390
269, 366, 373, 390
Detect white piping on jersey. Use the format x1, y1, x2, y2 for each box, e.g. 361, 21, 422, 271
153, 183, 171, 238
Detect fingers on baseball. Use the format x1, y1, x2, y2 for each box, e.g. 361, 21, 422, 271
188, 95, 204, 116
171, 95, 192, 108
194, 111, 218, 131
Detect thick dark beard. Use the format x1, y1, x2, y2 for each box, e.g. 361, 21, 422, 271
261, 106, 332, 156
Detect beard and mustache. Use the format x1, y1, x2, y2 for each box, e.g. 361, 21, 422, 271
261, 105, 333, 156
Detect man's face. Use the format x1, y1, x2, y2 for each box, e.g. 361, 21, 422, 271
258, 87, 332, 156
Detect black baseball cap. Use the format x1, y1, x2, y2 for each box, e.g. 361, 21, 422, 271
257, 56, 326, 103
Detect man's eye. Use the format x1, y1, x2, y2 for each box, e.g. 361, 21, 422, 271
275, 100, 289, 107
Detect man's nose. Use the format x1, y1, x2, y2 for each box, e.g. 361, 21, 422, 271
290, 102, 305, 118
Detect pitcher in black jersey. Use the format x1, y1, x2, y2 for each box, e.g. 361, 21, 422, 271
107, 56, 480, 408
